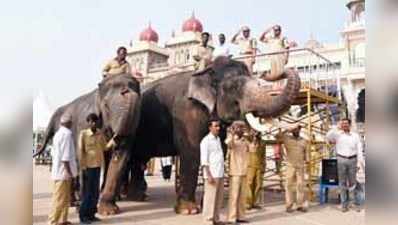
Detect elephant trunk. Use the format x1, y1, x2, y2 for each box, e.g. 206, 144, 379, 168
242, 68, 301, 118
113, 91, 138, 137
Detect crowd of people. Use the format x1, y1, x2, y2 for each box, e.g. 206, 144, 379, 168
200, 117, 365, 225
46, 110, 365, 225
193, 25, 297, 78
99, 24, 297, 83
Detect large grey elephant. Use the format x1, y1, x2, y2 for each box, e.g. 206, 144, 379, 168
130, 56, 301, 214
35, 74, 141, 215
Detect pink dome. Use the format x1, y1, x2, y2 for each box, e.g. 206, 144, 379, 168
139, 24, 159, 43
182, 14, 203, 33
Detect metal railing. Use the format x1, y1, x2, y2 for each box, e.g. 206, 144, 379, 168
144, 48, 342, 101
234, 47, 342, 101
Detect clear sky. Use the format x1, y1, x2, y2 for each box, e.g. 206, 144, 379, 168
2, 0, 348, 112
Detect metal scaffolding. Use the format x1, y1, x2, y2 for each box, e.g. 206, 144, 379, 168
252, 48, 345, 202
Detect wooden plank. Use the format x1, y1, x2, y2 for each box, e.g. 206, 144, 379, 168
267, 88, 340, 105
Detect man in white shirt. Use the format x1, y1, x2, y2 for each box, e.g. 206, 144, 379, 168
48, 113, 78, 225
160, 156, 173, 181
326, 118, 364, 212
354, 138, 365, 211
213, 33, 231, 59
200, 118, 224, 225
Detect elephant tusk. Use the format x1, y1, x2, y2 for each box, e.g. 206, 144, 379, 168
245, 113, 279, 133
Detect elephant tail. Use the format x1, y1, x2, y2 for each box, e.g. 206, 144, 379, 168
33, 106, 65, 158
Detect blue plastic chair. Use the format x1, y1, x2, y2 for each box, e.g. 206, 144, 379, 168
319, 159, 339, 204
319, 179, 339, 204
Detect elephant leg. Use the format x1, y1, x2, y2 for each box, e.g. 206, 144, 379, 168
175, 150, 200, 215
127, 159, 148, 201
101, 151, 112, 191
98, 150, 130, 216
172, 100, 207, 215
120, 158, 133, 199
175, 124, 200, 215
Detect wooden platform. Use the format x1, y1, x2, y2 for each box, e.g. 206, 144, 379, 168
270, 88, 341, 105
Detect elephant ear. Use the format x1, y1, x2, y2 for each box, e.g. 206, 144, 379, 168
94, 90, 103, 126
187, 68, 217, 113
94, 91, 101, 114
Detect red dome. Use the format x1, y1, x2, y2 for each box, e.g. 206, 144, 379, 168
139, 24, 159, 43
182, 14, 203, 33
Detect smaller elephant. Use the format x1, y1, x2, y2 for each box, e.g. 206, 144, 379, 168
34, 74, 141, 215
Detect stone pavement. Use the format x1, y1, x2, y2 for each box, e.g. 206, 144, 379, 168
33, 164, 364, 225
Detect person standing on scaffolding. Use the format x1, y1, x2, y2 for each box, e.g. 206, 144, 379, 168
259, 25, 297, 81
231, 26, 257, 75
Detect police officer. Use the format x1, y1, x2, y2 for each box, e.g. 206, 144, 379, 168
225, 121, 250, 224
246, 129, 266, 210
259, 25, 296, 81
275, 124, 309, 213
231, 26, 257, 75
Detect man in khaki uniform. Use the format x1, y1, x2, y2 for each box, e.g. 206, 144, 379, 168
193, 32, 213, 71
259, 25, 296, 80
102, 46, 131, 78
78, 113, 114, 223
275, 124, 309, 213
146, 158, 156, 176
225, 121, 250, 224
246, 129, 266, 210
231, 26, 257, 75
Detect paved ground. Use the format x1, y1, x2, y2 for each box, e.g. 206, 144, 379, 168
33, 164, 364, 225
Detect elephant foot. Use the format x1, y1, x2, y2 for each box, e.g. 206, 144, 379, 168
127, 189, 148, 202
127, 179, 148, 201
120, 185, 129, 199
174, 199, 200, 215
98, 201, 120, 216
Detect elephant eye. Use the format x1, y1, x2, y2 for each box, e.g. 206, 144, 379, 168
99, 87, 108, 98
112, 83, 123, 89
128, 82, 137, 90
121, 87, 129, 95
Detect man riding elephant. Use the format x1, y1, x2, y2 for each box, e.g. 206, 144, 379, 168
34, 73, 141, 215
131, 56, 301, 214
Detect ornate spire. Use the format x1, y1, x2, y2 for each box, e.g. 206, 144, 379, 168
139, 22, 159, 43
182, 11, 203, 33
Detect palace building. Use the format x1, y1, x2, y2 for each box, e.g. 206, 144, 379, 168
124, 0, 365, 131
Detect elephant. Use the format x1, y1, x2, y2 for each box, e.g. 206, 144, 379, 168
34, 74, 141, 215
130, 56, 301, 214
